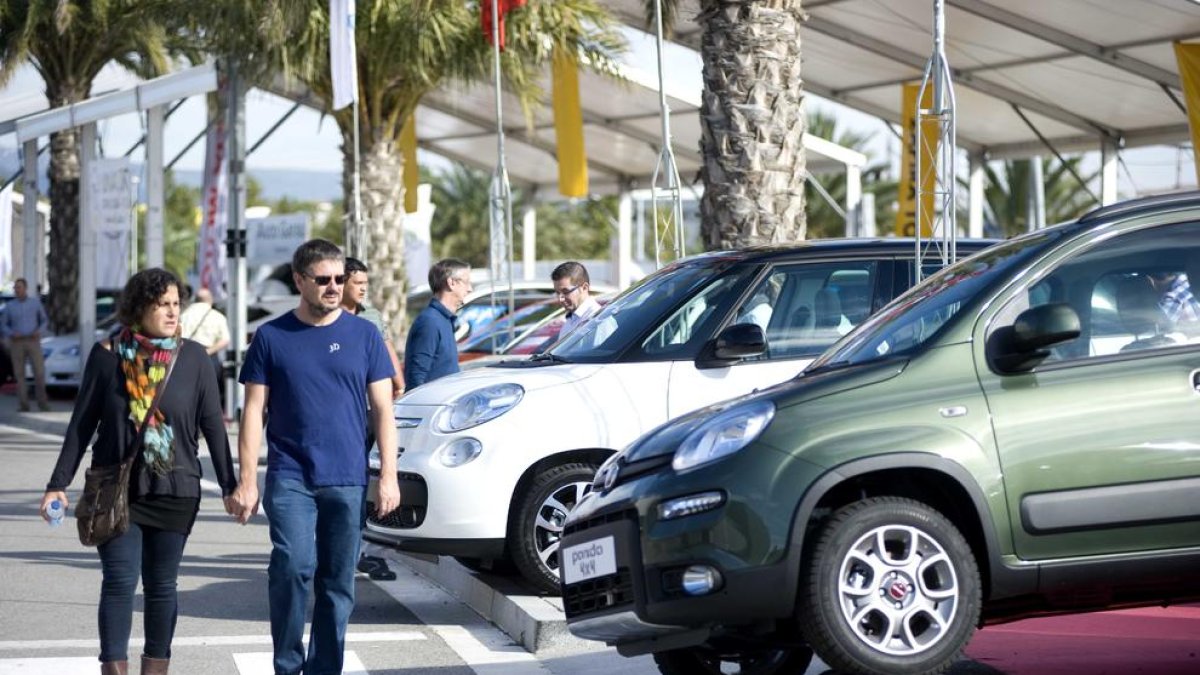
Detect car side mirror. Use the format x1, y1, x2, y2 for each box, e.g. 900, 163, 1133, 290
989, 303, 1081, 374
698, 323, 766, 369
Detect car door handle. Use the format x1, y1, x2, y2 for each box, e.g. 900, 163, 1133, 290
1193, 369, 1200, 395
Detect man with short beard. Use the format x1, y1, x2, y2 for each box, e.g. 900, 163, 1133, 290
404, 258, 471, 389
231, 239, 400, 675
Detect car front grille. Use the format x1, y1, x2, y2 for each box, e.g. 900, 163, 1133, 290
563, 568, 635, 619
563, 508, 636, 537
367, 470, 427, 529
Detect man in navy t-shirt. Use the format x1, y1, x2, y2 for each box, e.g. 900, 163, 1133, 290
231, 239, 399, 675
404, 257, 471, 388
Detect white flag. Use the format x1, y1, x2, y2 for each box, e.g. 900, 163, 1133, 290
330, 0, 358, 110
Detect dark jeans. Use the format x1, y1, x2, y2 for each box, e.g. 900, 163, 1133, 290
97, 522, 188, 662
263, 475, 366, 675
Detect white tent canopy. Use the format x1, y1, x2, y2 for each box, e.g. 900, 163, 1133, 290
607, 0, 1200, 159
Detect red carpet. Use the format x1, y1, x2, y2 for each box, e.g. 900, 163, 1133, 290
964, 605, 1200, 674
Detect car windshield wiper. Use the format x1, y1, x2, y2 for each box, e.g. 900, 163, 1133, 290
529, 352, 572, 364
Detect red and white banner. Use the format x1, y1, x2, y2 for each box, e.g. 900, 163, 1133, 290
198, 105, 229, 301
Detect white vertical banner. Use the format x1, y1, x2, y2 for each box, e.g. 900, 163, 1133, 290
0, 183, 12, 285
330, 0, 358, 110
198, 109, 229, 301
90, 158, 132, 289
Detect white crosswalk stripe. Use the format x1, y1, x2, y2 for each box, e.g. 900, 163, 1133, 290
234, 651, 368, 675
0, 657, 97, 675
0, 631, 425, 652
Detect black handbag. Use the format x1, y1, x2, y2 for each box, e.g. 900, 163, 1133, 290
76, 345, 179, 547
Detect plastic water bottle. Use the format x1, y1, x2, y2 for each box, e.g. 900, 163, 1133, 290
47, 499, 64, 527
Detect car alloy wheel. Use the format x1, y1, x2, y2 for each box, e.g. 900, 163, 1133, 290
511, 462, 598, 594
801, 496, 981, 675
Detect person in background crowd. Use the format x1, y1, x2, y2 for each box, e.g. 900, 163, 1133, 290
2, 277, 50, 412
179, 286, 231, 410
40, 268, 238, 675
552, 261, 601, 337
340, 258, 404, 398
340, 256, 401, 582
231, 239, 399, 675
403, 258, 470, 389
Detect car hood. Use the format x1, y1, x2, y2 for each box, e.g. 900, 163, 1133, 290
398, 361, 606, 406
772, 357, 909, 410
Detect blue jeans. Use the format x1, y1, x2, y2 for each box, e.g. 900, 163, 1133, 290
97, 523, 188, 662
263, 475, 365, 675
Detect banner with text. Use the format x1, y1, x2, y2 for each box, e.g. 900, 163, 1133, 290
247, 213, 310, 268
198, 106, 229, 300
895, 83, 938, 237
90, 158, 132, 289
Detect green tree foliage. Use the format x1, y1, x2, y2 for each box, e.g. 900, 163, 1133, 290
981, 157, 1098, 237
429, 164, 612, 267
804, 108, 897, 239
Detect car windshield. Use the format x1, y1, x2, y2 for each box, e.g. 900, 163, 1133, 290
546, 260, 738, 363
811, 232, 1060, 370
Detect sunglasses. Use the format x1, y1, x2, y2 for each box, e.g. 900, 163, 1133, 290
554, 284, 581, 298
307, 273, 348, 286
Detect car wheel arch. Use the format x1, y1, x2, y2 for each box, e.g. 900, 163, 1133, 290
786, 452, 1036, 604
505, 448, 615, 533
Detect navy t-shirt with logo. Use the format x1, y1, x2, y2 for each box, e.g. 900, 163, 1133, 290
239, 309, 394, 486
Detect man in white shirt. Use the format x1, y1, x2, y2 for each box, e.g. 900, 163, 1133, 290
180, 287, 231, 407
552, 261, 601, 337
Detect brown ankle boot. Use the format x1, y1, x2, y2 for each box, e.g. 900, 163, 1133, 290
140, 655, 169, 675
100, 661, 127, 675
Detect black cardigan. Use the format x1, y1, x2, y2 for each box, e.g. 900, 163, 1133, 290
46, 339, 237, 499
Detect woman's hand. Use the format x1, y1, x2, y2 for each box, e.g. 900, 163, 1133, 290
40, 491, 68, 523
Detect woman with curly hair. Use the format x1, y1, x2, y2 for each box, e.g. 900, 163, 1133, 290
39, 268, 238, 675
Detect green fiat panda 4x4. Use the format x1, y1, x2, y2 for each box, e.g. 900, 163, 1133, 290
560, 193, 1200, 675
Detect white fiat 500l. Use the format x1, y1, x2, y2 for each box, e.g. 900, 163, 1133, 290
366, 240, 994, 593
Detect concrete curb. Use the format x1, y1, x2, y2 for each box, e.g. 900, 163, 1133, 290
367, 544, 573, 654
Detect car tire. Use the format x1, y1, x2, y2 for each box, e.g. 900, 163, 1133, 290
652, 645, 814, 675
510, 462, 597, 594
800, 496, 981, 675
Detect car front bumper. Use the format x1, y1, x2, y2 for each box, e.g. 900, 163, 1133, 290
560, 449, 825, 649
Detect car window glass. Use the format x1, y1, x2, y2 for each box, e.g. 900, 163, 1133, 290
815, 232, 1056, 369
641, 274, 744, 357
990, 221, 1200, 365
735, 261, 877, 361
550, 262, 745, 362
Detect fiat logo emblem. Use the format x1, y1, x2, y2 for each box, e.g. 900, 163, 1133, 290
887, 580, 909, 601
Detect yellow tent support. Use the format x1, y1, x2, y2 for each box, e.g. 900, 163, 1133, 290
400, 113, 419, 214
552, 48, 588, 198
1174, 43, 1200, 183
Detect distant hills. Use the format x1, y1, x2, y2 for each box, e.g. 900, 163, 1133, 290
1, 147, 341, 202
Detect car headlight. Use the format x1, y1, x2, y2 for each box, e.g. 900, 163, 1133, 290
433, 383, 524, 433
672, 400, 775, 472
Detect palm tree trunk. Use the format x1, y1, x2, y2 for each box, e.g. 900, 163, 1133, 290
342, 129, 408, 341
46, 83, 89, 333
698, 0, 806, 250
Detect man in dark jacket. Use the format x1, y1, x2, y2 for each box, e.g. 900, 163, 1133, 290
403, 258, 471, 389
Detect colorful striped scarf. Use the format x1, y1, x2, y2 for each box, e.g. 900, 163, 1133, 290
116, 328, 178, 475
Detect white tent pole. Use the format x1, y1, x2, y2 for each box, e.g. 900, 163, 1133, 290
79, 123, 97, 361
522, 204, 536, 281
845, 166, 862, 237
21, 140, 39, 288
1100, 139, 1119, 205
488, 0, 515, 351
617, 190, 633, 289
650, 0, 685, 266
967, 152, 985, 238
145, 105, 165, 267
351, 97, 364, 259
1029, 155, 1045, 230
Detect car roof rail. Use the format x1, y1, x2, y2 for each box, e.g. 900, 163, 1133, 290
1078, 190, 1200, 225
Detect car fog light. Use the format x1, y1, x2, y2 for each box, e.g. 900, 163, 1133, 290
681, 565, 723, 596
657, 491, 725, 521
437, 438, 482, 467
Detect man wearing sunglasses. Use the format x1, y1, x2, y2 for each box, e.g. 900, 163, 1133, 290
404, 258, 471, 389
232, 239, 400, 675
553, 261, 601, 337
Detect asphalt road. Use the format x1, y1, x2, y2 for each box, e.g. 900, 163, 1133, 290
1, 392, 1197, 675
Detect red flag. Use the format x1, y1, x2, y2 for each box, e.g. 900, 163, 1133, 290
482, 0, 527, 51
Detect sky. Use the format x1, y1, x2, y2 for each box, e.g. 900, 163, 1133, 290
1, 25, 1196, 201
